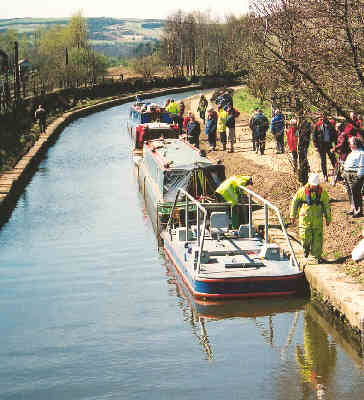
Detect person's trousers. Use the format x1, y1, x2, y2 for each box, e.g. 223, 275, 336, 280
219, 131, 227, 150
274, 131, 284, 153
227, 127, 235, 151
299, 224, 323, 258
208, 131, 216, 149
318, 142, 336, 178
254, 131, 266, 155
251, 130, 257, 151
39, 120, 46, 133
291, 150, 298, 171
344, 171, 364, 214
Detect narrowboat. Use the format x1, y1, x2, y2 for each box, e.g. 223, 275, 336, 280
160, 188, 305, 300
134, 138, 226, 231
128, 100, 179, 155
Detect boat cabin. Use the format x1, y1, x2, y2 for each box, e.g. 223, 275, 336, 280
134, 122, 179, 150
142, 138, 226, 203
130, 102, 172, 125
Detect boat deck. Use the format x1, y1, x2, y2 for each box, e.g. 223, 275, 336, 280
165, 231, 300, 280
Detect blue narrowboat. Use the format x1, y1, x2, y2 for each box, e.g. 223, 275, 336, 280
160, 188, 305, 300
128, 101, 179, 154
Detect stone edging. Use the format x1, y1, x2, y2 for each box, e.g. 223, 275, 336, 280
0, 84, 200, 210
2, 82, 363, 344
253, 208, 364, 343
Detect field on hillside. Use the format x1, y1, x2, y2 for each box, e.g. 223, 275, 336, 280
0, 17, 164, 58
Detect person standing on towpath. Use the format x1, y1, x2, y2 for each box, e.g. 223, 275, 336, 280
290, 173, 331, 264
186, 114, 201, 148
313, 112, 337, 182
197, 94, 208, 124
270, 108, 285, 154
205, 108, 217, 152
217, 104, 228, 151
250, 109, 269, 155
34, 104, 47, 133
226, 105, 240, 153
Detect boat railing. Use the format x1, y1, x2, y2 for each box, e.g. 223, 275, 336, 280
166, 186, 300, 276
236, 184, 299, 270
166, 188, 209, 278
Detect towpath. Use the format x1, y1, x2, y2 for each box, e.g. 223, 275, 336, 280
184, 89, 364, 338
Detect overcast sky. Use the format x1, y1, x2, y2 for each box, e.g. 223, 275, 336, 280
0, 1, 250, 20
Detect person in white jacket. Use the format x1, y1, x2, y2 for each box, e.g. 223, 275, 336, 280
352, 230, 364, 262
343, 137, 364, 217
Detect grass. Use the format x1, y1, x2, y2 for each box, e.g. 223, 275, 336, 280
233, 87, 272, 118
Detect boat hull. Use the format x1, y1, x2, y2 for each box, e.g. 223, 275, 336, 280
162, 233, 305, 300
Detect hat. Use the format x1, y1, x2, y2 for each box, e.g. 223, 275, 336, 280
290, 118, 297, 125
308, 173, 320, 186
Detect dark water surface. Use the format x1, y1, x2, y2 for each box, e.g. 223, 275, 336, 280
1, 91, 363, 400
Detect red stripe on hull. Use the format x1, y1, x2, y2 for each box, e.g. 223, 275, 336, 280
163, 246, 302, 300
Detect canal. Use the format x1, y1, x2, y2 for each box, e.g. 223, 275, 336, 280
0, 90, 363, 400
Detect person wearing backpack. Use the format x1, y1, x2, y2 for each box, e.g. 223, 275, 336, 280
251, 109, 269, 155
226, 105, 240, 153
205, 108, 217, 151
249, 108, 259, 151
270, 109, 285, 154
313, 112, 337, 182
197, 94, 208, 123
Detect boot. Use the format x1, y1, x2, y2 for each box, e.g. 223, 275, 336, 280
223, 143, 226, 151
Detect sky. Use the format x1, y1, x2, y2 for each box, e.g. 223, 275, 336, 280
0, 0, 250, 20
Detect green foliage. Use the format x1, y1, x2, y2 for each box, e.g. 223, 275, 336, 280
233, 87, 271, 117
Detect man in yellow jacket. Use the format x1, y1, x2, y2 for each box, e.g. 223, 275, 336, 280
290, 173, 331, 263
217, 105, 228, 151
216, 175, 252, 227
166, 99, 180, 123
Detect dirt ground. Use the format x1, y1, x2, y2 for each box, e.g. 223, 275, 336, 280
183, 89, 364, 281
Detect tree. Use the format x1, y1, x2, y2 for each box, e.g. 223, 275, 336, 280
131, 54, 161, 78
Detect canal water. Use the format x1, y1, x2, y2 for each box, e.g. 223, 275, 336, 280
0, 90, 363, 400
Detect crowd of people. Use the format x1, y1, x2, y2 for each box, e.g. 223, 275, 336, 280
181, 92, 240, 153
151, 93, 364, 263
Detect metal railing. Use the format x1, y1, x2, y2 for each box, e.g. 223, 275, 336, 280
236, 184, 300, 269
167, 188, 208, 277
166, 186, 301, 276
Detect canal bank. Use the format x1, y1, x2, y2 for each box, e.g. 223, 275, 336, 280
0, 84, 200, 213
1, 85, 364, 347
184, 91, 364, 345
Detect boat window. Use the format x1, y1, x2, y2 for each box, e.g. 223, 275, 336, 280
149, 130, 178, 140
163, 170, 192, 201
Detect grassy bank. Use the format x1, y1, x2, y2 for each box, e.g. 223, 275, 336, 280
233, 87, 271, 118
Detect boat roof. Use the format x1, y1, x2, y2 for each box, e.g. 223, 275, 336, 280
148, 139, 213, 169
142, 122, 174, 130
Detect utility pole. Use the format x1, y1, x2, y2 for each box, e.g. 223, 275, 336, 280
65, 47, 69, 88
14, 41, 20, 103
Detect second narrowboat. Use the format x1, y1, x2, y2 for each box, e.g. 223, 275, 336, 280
134, 138, 226, 231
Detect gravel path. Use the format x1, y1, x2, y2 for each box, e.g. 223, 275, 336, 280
183, 89, 364, 281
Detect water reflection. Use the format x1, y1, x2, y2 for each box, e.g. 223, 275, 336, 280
163, 254, 364, 399
163, 256, 308, 361
296, 304, 337, 399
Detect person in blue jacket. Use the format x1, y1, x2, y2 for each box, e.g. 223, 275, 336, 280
270, 109, 285, 154
186, 114, 201, 148
205, 108, 217, 151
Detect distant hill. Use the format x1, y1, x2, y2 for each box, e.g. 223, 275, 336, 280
0, 17, 165, 58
